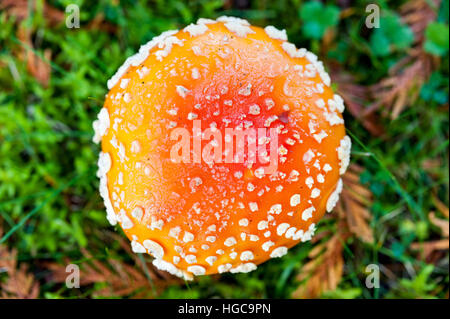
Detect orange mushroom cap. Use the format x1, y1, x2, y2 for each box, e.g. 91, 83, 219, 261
93, 16, 351, 279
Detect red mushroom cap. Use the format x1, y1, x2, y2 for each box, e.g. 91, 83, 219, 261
93, 16, 351, 279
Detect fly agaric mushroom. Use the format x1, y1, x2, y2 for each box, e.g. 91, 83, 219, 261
93, 16, 351, 280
